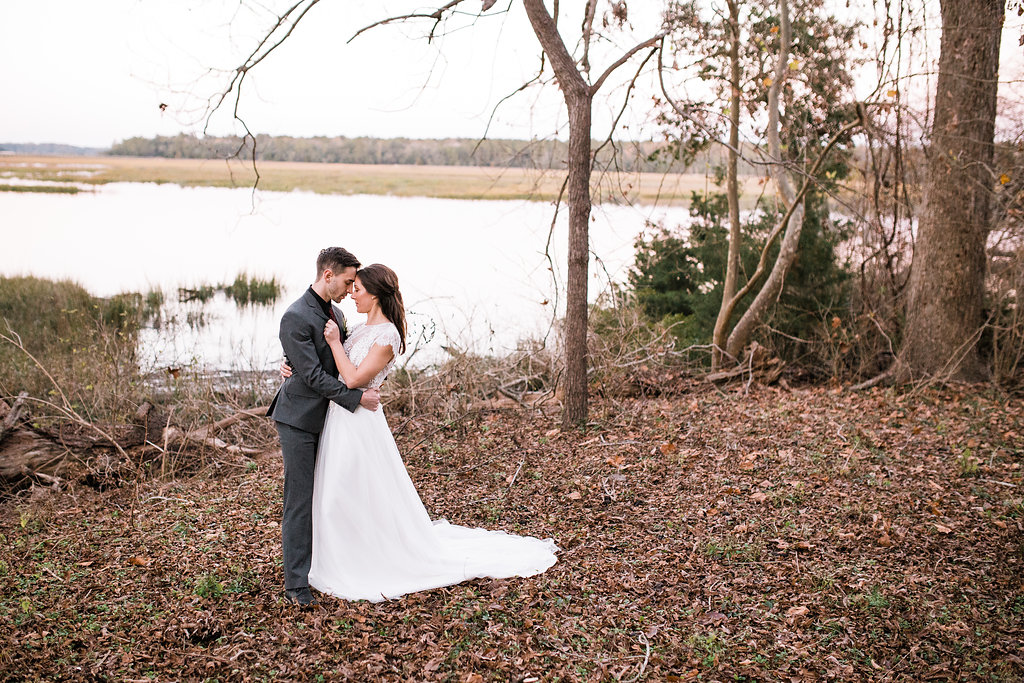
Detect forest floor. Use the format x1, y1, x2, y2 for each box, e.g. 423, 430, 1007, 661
1, 384, 1022, 681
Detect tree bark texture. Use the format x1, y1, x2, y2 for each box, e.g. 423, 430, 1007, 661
901, 0, 1003, 381
724, 0, 805, 361
522, 0, 593, 426
712, 0, 743, 370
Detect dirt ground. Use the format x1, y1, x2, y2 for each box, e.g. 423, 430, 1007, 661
2, 385, 1022, 681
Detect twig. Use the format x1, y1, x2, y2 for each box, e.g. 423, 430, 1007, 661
20, 466, 64, 488
411, 410, 476, 451
502, 460, 525, 498
0, 329, 130, 458
980, 478, 1017, 488
621, 631, 651, 682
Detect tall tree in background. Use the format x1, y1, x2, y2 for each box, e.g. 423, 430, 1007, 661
658, 0, 861, 368
899, 0, 1004, 381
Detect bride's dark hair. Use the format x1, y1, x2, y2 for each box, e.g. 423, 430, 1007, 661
358, 264, 407, 354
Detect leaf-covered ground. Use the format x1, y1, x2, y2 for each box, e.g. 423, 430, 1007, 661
2, 386, 1022, 681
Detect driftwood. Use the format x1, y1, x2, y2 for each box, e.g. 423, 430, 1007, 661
1, 399, 270, 486
0, 392, 28, 444
0, 393, 71, 481
159, 406, 268, 456
0, 428, 69, 481
705, 342, 786, 385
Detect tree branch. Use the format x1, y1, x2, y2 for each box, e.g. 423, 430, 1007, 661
348, 0, 469, 43
590, 32, 667, 96
580, 0, 599, 74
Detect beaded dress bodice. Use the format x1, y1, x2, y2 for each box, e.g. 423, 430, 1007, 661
343, 322, 401, 389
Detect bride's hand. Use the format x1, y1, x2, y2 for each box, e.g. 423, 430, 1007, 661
324, 319, 342, 346
279, 359, 292, 380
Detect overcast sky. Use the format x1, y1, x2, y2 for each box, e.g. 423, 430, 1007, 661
1, 0, 671, 148
2, 1, 1022, 148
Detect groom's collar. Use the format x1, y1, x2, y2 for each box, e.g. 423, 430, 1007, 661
307, 286, 332, 319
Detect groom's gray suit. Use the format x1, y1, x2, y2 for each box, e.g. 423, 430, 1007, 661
268, 288, 363, 590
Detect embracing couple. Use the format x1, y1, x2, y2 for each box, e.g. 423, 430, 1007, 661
267, 247, 558, 606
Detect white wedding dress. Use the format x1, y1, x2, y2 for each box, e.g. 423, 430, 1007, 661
308, 322, 558, 602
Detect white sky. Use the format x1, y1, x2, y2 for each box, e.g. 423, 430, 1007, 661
1, 0, 1022, 148
0, 0, 672, 147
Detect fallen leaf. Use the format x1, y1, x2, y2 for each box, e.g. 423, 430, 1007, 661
128, 556, 151, 567
568, 491, 582, 500
659, 442, 678, 455
934, 524, 952, 534
786, 606, 809, 618
751, 491, 768, 503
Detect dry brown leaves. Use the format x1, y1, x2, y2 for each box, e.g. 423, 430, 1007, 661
1, 385, 1022, 681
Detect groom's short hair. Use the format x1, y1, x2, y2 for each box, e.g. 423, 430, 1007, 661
316, 247, 360, 278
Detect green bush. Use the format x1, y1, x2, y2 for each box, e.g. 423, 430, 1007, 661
629, 190, 853, 370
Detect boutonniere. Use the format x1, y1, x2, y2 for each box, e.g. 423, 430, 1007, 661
339, 311, 348, 337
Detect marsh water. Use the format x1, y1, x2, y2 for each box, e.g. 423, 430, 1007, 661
2, 182, 693, 370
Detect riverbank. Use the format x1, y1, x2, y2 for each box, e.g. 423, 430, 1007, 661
0, 154, 763, 205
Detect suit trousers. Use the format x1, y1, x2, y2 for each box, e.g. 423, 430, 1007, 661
277, 421, 320, 590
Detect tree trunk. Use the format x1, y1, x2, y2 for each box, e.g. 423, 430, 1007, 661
522, 0, 594, 427
712, 0, 743, 370
563, 96, 593, 427
900, 0, 1003, 381
724, 0, 805, 361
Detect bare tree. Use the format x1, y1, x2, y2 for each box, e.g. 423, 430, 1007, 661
208, 0, 667, 428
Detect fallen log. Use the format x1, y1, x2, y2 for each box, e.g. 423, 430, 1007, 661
159, 406, 269, 456
0, 392, 28, 444
705, 342, 785, 385
0, 428, 68, 481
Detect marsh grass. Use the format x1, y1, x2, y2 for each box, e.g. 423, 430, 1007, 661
0, 183, 81, 194
0, 276, 146, 423
224, 274, 281, 306
0, 155, 750, 205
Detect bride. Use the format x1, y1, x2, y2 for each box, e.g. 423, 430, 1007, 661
303, 263, 557, 602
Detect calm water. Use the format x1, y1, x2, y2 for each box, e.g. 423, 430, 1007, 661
2, 182, 692, 370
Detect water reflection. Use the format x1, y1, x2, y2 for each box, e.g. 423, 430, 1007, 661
1, 182, 692, 370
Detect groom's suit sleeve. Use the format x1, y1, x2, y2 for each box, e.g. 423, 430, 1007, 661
280, 310, 363, 413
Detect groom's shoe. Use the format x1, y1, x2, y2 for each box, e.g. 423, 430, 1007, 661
283, 587, 319, 607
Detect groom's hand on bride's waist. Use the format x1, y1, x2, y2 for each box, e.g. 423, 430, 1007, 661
360, 388, 381, 411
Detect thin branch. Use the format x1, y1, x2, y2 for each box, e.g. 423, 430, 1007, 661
592, 46, 658, 162
580, 0, 599, 74
348, 0, 468, 43
590, 32, 668, 96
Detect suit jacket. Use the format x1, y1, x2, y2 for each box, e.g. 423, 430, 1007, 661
267, 289, 363, 433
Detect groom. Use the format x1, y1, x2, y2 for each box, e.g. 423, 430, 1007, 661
267, 247, 381, 606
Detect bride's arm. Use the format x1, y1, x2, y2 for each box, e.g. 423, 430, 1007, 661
325, 320, 394, 388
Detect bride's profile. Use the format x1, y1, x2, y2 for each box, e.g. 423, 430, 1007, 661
301, 263, 557, 602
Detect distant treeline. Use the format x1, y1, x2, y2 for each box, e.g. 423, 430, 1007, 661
0, 142, 104, 156
108, 133, 755, 174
